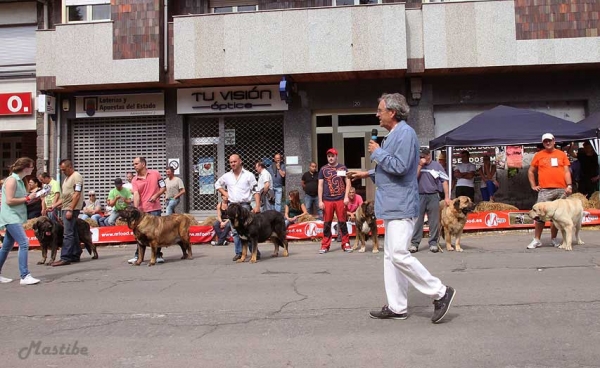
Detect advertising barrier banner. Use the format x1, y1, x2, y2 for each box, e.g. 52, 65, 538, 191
5, 209, 600, 248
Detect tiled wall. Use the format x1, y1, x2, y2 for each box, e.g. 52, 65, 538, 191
515, 0, 600, 40
113, 0, 161, 59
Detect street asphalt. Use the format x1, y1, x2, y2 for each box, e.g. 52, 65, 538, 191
1, 229, 599, 368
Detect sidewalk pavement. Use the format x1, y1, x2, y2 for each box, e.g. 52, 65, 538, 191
0, 229, 599, 367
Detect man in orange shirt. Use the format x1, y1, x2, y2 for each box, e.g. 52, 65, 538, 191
526, 133, 573, 249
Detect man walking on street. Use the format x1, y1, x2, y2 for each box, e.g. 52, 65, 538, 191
51, 160, 84, 266
128, 157, 167, 264
526, 133, 572, 249
302, 162, 321, 219
349, 93, 455, 323
216, 154, 261, 261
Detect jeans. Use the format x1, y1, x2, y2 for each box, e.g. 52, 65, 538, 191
304, 194, 322, 219
384, 218, 445, 314
213, 220, 231, 244
411, 193, 441, 248
166, 198, 180, 215
273, 187, 283, 212
106, 210, 120, 226
79, 214, 91, 220
134, 209, 163, 258
480, 180, 498, 201
60, 210, 82, 262
0, 223, 32, 278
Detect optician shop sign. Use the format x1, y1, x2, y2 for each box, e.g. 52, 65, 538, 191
75, 93, 164, 118
0, 92, 33, 116
177, 85, 288, 114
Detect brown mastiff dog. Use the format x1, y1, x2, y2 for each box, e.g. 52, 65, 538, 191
352, 201, 379, 253
118, 207, 195, 266
439, 196, 475, 252
528, 197, 584, 251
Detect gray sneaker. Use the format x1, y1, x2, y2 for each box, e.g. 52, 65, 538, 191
432, 286, 456, 324
369, 305, 408, 320
409, 245, 418, 253
429, 245, 439, 253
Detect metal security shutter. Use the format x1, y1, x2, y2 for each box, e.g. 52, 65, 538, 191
70, 117, 167, 208
0, 26, 36, 72
188, 114, 284, 215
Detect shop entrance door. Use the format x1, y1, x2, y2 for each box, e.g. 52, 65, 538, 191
314, 112, 383, 201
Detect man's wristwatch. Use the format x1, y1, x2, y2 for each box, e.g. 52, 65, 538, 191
567, 184, 572, 188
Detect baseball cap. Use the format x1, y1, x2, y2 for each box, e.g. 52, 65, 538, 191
326, 148, 338, 156
114, 178, 123, 185
541, 133, 554, 141
420, 147, 431, 156
88, 190, 95, 195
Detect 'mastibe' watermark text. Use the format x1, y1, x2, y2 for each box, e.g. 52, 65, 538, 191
18, 340, 88, 360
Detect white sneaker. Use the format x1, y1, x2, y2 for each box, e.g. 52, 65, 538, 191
0, 275, 13, 283
127, 257, 138, 264
20, 274, 40, 285
526, 239, 542, 249
211, 241, 217, 246
551, 238, 561, 248
156, 257, 165, 264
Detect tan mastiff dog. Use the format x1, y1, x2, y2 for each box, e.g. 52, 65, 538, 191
528, 197, 584, 251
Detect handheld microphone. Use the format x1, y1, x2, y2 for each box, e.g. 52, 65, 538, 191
371, 129, 378, 141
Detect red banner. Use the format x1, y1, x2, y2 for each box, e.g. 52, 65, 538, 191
0, 92, 33, 115
5, 209, 600, 248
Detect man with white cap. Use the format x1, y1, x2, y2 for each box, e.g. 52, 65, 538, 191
526, 133, 573, 249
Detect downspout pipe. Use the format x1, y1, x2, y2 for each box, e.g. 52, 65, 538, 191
164, 0, 168, 72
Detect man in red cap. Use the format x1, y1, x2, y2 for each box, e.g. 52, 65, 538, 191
318, 148, 352, 253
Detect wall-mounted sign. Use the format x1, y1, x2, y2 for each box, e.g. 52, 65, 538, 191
0, 92, 32, 116
75, 93, 164, 118
37, 94, 56, 114
177, 85, 288, 114
224, 129, 235, 145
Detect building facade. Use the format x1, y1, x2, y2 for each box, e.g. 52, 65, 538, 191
33, 0, 600, 213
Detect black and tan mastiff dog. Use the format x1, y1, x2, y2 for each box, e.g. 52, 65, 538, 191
118, 207, 194, 266
439, 196, 476, 252
352, 201, 379, 253
226, 203, 288, 263
32, 216, 98, 265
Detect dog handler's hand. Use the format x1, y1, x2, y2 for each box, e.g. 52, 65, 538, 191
531, 185, 541, 192
319, 201, 324, 210
445, 198, 452, 206
252, 207, 260, 214
347, 171, 369, 181
565, 186, 573, 195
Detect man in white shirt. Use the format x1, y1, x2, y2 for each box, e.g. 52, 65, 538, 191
255, 161, 273, 212
215, 154, 261, 261
453, 150, 476, 202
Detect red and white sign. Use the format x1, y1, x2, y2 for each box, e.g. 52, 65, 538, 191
0, 92, 33, 116
5, 209, 600, 248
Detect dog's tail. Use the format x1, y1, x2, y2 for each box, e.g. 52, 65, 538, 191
84, 242, 92, 255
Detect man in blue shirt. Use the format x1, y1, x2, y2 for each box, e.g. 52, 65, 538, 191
267, 153, 286, 212
349, 93, 455, 323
